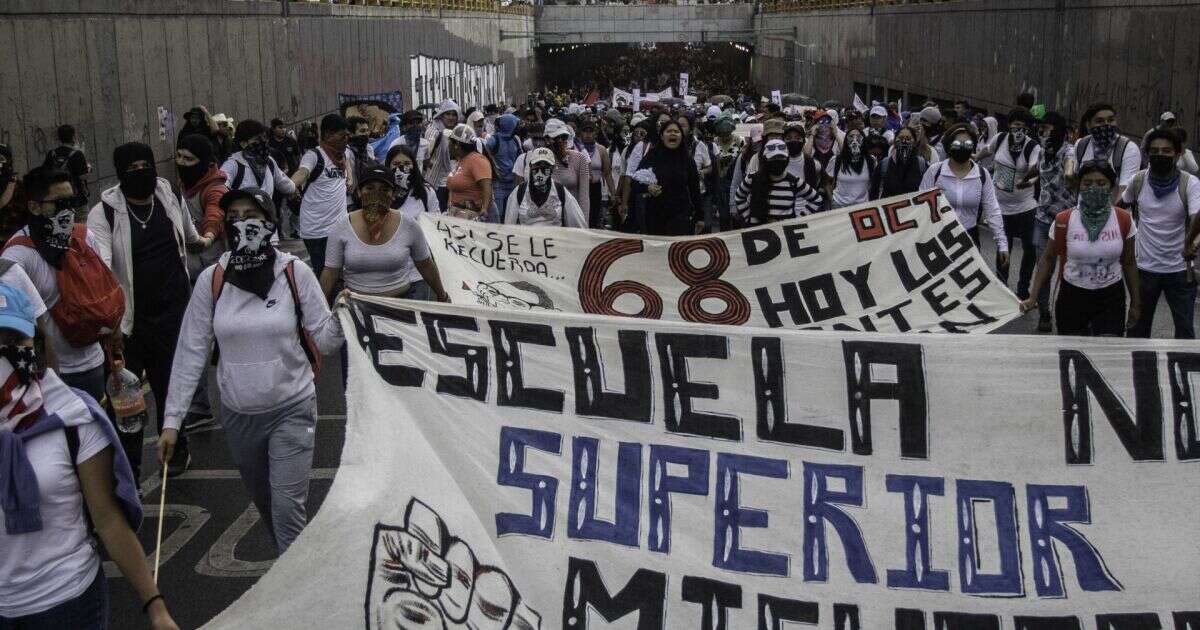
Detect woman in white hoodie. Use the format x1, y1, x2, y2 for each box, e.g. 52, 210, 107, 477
158, 187, 343, 554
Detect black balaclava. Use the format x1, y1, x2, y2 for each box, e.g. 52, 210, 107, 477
113, 142, 158, 200
178, 134, 216, 192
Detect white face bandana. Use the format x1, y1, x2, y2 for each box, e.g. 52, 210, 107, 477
529, 165, 553, 193
230, 218, 272, 256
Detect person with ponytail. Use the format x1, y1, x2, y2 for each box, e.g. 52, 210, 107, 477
1021, 161, 1140, 336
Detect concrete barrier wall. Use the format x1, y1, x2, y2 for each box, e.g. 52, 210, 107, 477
0, 0, 535, 193
754, 0, 1200, 136
537, 4, 755, 44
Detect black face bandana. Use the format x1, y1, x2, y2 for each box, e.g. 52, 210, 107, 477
27, 208, 75, 268
118, 167, 157, 200
177, 161, 207, 191
224, 218, 277, 300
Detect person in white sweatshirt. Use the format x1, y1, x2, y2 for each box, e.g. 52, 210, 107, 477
157, 187, 343, 554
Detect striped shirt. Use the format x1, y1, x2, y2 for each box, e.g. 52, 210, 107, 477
733, 171, 824, 225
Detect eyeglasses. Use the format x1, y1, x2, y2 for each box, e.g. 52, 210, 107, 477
950, 140, 975, 151
38, 194, 87, 211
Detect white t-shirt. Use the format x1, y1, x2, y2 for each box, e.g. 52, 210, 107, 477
988, 134, 1042, 215
298, 147, 353, 239
0, 375, 108, 617
1120, 173, 1200, 273
396, 185, 442, 222
624, 142, 648, 177
1052, 208, 1135, 290
511, 152, 530, 181
826, 159, 873, 209
1075, 136, 1143, 189
2, 233, 102, 374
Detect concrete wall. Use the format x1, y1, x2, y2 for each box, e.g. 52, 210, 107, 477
0, 0, 535, 194
537, 4, 754, 44
754, 0, 1200, 136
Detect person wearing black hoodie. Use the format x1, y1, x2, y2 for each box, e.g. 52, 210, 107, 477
879, 126, 927, 197
633, 120, 703, 236
177, 106, 226, 162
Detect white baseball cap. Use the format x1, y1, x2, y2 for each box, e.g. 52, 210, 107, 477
1161, 111, 1177, 122
448, 123, 476, 144
528, 147, 555, 167
544, 118, 570, 139
870, 105, 887, 118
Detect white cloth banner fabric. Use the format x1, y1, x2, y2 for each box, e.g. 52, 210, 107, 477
679, 73, 689, 97
853, 93, 869, 113
633, 88, 642, 110
204, 297, 1200, 628
612, 88, 634, 108
419, 190, 1021, 333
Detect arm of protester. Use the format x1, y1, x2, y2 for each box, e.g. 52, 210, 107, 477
1021, 224, 1059, 313
36, 315, 57, 372
1117, 141, 1142, 200
1122, 233, 1140, 329
732, 169, 753, 221
503, 189, 520, 224
602, 146, 614, 194
982, 179, 1008, 253
563, 188, 588, 228
78, 445, 180, 630
161, 267, 217, 435
85, 201, 114, 268
219, 157, 238, 183
0, 180, 13, 209
292, 150, 317, 191
272, 158, 297, 196
406, 221, 447, 301
201, 183, 228, 242
414, 258, 449, 303
294, 260, 344, 354
319, 267, 341, 305
1185, 194, 1200, 260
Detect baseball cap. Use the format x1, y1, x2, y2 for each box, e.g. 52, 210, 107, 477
630, 113, 647, 126
762, 118, 785, 137
0, 283, 37, 339
357, 165, 395, 190
219, 187, 278, 224
870, 105, 887, 117
1161, 111, 1177, 122
528, 147, 555, 167
919, 106, 942, 125
544, 118, 570, 139
448, 123, 476, 144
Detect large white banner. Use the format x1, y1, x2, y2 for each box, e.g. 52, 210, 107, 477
205, 297, 1200, 628
421, 190, 1021, 333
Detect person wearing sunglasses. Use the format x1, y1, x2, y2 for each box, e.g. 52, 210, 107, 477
921, 123, 1009, 267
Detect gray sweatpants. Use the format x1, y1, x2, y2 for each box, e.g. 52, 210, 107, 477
220, 395, 317, 554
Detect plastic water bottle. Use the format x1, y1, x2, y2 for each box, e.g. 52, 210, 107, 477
107, 360, 147, 434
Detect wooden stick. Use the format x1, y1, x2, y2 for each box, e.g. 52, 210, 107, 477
153, 462, 169, 583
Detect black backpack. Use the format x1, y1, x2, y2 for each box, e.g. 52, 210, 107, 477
230, 156, 283, 190
299, 149, 327, 199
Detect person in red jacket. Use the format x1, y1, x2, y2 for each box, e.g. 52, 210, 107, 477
175, 134, 228, 432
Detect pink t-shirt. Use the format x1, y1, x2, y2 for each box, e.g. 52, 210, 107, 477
446, 152, 492, 209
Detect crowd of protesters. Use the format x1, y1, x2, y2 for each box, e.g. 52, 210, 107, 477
0, 64, 1198, 629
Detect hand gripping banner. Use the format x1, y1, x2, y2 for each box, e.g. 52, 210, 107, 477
420, 190, 1022, 333
203, 297, 1200, 628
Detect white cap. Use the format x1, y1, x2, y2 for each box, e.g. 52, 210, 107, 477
1161, 111, 1177, 122
870, 105, 887, 117
763, 139, 789, 160
467, 110, 485, 124
706, 105, 722, 120
630, 113, 647, 126
544, 118, 570, 139
528, 147, 555, 167
448, 123, 476, 144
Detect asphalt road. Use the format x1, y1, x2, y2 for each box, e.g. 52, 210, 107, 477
106, 235, 1193, 629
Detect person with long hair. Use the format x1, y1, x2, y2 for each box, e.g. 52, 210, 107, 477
878, 126, 927, 197
734, 138, 824, 226
806, 112, 841, 174
1022, 162, 1139, 336
825, 128, 880, 209
920, 124, 1009, 264
632, 120, 703, 236
383, 145, 440, 219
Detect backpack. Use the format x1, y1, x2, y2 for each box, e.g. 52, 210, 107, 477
1124, 170, 1192, 218
1053, 206, 1133, 285
44, 147, 81, 174
210, 259, 322, 379
1077, 135, 1131, 180
3, 225, 125, 347
933, 160, 992, 221
995, 132, 1040, 164
300, 149, 327, 199
230, 156, 282, 191
515, 182, 570, 226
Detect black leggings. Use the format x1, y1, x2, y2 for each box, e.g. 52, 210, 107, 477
1055, 281, 1127, 337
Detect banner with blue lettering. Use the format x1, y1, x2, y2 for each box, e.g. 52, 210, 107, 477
203, 297, 1200, 628
420, 190, 1022, 334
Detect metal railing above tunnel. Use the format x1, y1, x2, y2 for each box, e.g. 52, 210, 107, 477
535, 2, 756, 44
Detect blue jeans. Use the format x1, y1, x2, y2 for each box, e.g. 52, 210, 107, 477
493, 181, 516, 223
1129, 268, 1197, 339
1031, 217, 1053, 310
0, 566, 108, 629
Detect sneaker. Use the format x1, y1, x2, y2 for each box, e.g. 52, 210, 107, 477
1037, 311, 1053, 333
166, 449, 191, 478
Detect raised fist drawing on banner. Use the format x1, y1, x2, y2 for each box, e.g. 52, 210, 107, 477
367, 498, 542, 630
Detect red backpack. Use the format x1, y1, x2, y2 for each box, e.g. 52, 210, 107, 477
210, 259, 322, 379
4, 225, 125, 347
1053, 207, 1133, 284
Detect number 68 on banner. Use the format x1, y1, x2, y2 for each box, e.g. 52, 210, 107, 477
578, 238, 752, 326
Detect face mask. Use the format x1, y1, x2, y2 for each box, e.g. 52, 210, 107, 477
848, 138, 863, 157
0, 345, 38, 387
227, 218, 273, 257
1092, 124, 1118, 148
1079, 185, 1111, 212
177, 161, 207, 190
786, 140, 804, 157
766, 160, 788, 177
360, 188, 392, 214
245, 142, 269, 162
118, 167, 157, 199
530, 166, 553, 193
896, 141, 914, 161
350, 136, 369, 152
1149, 155, 1176, 176
28, 208, 75, 267
224, 217, 277, 300
948, 140, 974, 163
393, 166, 412, 192
1010, 129, 1027, 146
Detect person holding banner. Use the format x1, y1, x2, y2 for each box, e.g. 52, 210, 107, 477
158, 187, 344, 555
1022, 161, 1140, 336
0, 284, 181, 630
921, 123, 1009, 265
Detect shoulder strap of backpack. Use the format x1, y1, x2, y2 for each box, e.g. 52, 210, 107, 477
232, 162, 246, 190
1078, 136, 1091, 161
283, 260, 319, 374
211, 263, 226, 305
516, 183, 527, 203
0, 259, 13, 276
1023, 137, 1037, 162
